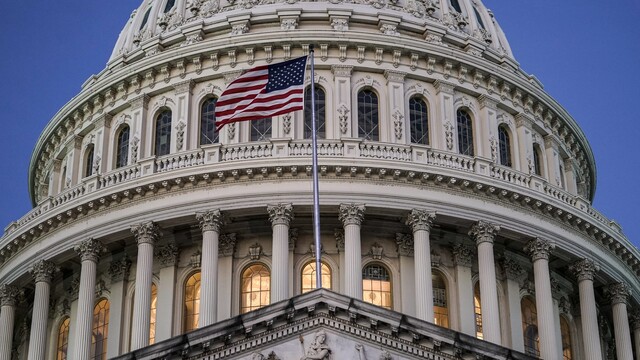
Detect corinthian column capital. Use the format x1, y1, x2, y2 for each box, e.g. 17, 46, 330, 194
569, 258, 600, 282
131, 221, 162, 245
524, 238, 555, 262
607, 282, 630, 306
267, 203, 294, 226
74, 238, 106, 263
196, 209, 225, 232
339, 203, 366, 226
29, 260, 59, 284
405, 209, 436, 233
468, 220, 501, 245
0, 284, 22, 307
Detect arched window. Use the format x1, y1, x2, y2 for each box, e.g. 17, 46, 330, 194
84, 146, 95, 177
60, 165, 68, 191
200, 97, 218, 145
561, 316, 573, 360
533, 144, 543, 176
450, 0, 462, 13
149, 283, 158, 344
139, 8, 151, 30
474, 7, 485, 29
56, 317, 70, 360
251, 118, 272, 141
433, 272, 449, 328
521, 297, 540, 357
474, 283, 483, 339
241, 264, 271, 313
184, 272, 201, 332
409, 96, 429, 145
304, 86, 326, 139
457, 109, 474, 156
301, 262, 331, 293
116, 126, 130, 168
154, 110, 172, 156
91, 299, 110, 360
498, 125, 512, 167
362, 264, 392, 309
163, 0, 176, 13
357, 89, 379, 141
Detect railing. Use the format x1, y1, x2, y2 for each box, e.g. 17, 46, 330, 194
289, 141, 344, 157
52, 184, 86, 207
490, 165, 531, 188
426, 149, 475, 172
542, 183, 577, 207
359, 143, 412, 161
98, 164, 141, 189
220, 143, 273, 161
155, 150, 204, 172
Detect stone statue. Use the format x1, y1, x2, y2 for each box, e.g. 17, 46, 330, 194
301, 330, 331, 360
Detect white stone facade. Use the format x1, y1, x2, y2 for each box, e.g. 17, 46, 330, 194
1, 0, 639, 359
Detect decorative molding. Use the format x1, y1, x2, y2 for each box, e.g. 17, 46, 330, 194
249, 243, 262, 260
289, 227, 299, 251
395, 233, 413, 256
370, 242, 384, 260
452, 243, 473, 267
155, 243, 180, 267
337, 104, 350, 134
219, 233, 237, 257
501, 257, 524, 280
108, 256, 132, 282
392, 109, 403, 140
338, 204, 366, 226
334, 228, 345, 252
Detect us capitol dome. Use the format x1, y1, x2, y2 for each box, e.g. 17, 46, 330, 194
1, 0, 639, 359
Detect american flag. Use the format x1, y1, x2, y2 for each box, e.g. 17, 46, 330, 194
215, 56, 308, 129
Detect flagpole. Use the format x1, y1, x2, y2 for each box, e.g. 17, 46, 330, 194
309, 45, 322, 289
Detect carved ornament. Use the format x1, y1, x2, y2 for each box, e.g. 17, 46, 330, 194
569, 258, 599, 282
339, 204, 366, 226
108, 256, 132, 282
335, 228, 345, 252
607, 282, 630, 306
155, 243, 180, 267
395, 233, 413, 256
452, 243, 474, 267
0, 284, 22, 307
405, 209, 436, 232
74, 238, 106, 263
267, 203, 294, 226
524, 238, 555, 262
30, 259, 59, 284
196, 209, 224, 232
131, 221, 162, 245
468, 220, 500, 245
219, 233, 237, 257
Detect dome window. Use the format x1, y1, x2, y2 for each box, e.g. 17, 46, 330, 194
91, 299, 110, 360
456, 109, 474, 156
139, 8, 152, 30
409, 96, 429, 145
84, 145, 95, 177
154, 110, 172, 156
304, 85, 326, 140
301, 262, 331, 293
474, 7, 486, 29
533, 144, 543, 176
251, 118, 272, 141
200, 98, 219, 145
56, 317, 70, 360
450, 0, 463, 13
498, 125, 512, 167
362, 264, 392, 309
163, 0, 176, 13
241, 264, 271, 313
183, 272, 201, 332
433, 272, 449, 328
115, 126, 130, 168
357, 89, 379, 141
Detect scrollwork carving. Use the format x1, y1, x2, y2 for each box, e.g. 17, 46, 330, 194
452, 243, 473, 267
74, 238, 106, 263
395, 233, 413, 256
337, 104, 350, 134
267, 203, 294, 226
219, 233, 237, 256
108, 256, 132, 282
607, 282, 630, 306
131, 221, 162, 246
524, 238, 555, 262
569, 258, 599, 282
29, 260, 58, 284
339, 204, 366, 226
468, 220, 500, 245
405, 209, 436, 232
196, 209, 224, 233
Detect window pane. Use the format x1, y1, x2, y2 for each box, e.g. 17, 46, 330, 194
200, 98, 219, 145
164, 0, 176, 13
362, 264, 391, 309
149, 284, 158, 344
116, 126, 130, 168
561, 317, 573, 360
521, 297, 540, 357
533, 145, 543, 176
184, 272, 201, 332
85, 147, 94, 177
474, 284, 483, 339
457, 110, 474, 156
357, 90, 379, 141
498, 126, 512, 167
433, 273, 449, 328
301, 262, 331, 293
251, 118, 272, 141
155, 110, 172, 156
409, 97, 429, 145
91, 299, 110, 360
304, 86, 326, 139
241, 264, 271, 313
56, 317, 70, 360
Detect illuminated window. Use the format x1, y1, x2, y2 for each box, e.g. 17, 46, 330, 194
409, 96, 429, 145
56, 317, 70, 360
533, 144, 543, 176
84, 145, 94, 177
155, 110, 172, 156
561, 316, 573, 360
200, 98, 219, 145
362, 264, 392, 309
474, 283, 483, 339
184, 272, 201, 332
303, 86, 326, 139
149, 284, 158, 344
521, 297, 540, 357
498, 125, 512, 167
357, 89, 379, 141
115, 126, 130, 168
241, 264, 271, 313
91, 299, 110, 360
251, 118, 272, 141
457, 109, 474, 156
433, 272, 449, 328
301, 262, 331, 293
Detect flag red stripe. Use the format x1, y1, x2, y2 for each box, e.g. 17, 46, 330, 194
216, 88, 303, 119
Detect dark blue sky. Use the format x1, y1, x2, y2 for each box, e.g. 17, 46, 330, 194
0, 2, 639, 247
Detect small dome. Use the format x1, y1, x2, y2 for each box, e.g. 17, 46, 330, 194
109, 0, 513, 63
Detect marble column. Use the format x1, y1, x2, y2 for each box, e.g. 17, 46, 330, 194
630, 311, 640, 360
0, 284, 21, 360
608, 283, 633, 360
196, 209, 224, 327
267, 204, 294, 303
406, 209, 436, 322
130, 221, 161, 350
502, 256, 525, 352
339, 204, 366, 300
569, 258, 602, 360
452, 243, 475, 335
524, 238, 557, 360
28, 260, 58, 360
469, 220, 501, 345
72, 238, 106, 360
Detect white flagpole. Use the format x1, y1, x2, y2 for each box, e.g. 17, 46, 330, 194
309, 45, 322, 289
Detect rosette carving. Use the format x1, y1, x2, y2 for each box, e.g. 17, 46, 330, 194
452, 243, 474, 267
338, 204, 366, 226
289, 228, 298, 251
524, 238, 555, 262
395, 233, 413, 256
29, 259, 59, 284
108, 256, 132, 282
74, 238, 106, 262
131, 221, 162, 245
607, 282, 630, 306
334, 228, 345, 252
569, 258, 599, 282
267, 203, 294, 226
0, 284, 21, 307
155, 243, 180, 267
468, 220, 500, 245
196, 209, 224, 232
501, 257, 524, 280
219, 233, 237, 256
405, 209, 436, 232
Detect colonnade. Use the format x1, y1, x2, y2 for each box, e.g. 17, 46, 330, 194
0, 205, 638, 360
